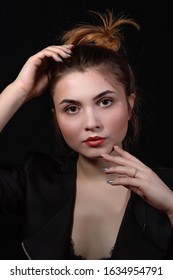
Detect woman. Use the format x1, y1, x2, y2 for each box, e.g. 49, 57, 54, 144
0, 10, 173, 260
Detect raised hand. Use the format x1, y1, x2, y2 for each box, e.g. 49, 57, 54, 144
13, 45, 73, 101
102, 145, 173, 224
0, 45, 73, 131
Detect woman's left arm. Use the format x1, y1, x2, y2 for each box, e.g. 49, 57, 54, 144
102, 145, 173, 226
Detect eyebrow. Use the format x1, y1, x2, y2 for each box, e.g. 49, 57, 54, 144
58, 90, 118, 105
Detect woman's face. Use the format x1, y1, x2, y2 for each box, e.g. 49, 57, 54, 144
52, 69, 134, 158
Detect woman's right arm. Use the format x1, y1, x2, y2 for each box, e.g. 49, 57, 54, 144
0, 45, 73, 132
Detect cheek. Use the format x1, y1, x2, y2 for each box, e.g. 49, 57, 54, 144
56, 115, 79, 144
105, 109, 129, 140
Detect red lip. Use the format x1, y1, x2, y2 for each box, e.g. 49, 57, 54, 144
84, 136, 104, 142
84, 136, 105, 147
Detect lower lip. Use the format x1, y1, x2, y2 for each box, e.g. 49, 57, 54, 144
85, 139, 105, 147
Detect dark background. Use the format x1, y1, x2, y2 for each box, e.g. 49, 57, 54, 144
0, 0, 172, 259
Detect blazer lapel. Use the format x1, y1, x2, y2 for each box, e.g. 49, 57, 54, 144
22, 191, 75, 259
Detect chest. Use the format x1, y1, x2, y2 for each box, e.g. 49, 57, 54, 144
71, 181, 130, 259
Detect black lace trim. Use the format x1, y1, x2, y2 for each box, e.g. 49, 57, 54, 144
69, 239, 114, 260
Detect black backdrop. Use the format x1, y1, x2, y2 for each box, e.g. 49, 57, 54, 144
0, 0, 173, 259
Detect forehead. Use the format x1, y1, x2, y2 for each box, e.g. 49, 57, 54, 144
53, 69, 125, 100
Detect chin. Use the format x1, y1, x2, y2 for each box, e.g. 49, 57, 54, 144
83, 146, 114, 159
100, 146, 114, 155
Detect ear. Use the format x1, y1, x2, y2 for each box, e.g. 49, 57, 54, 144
128, 93, 135, 119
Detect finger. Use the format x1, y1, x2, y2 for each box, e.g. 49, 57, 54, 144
59, 44, 74, 51
51, 44, 74, 50
106, 179, 145, 199
102, 153, 141, 172
45, 45, 72, 56
46, 46, 71, 55
102, 150, 145, 170
107, 177, 146, 198
108, 176, 140, 186
45, 48, 71, 61
32, 48, 69, 64
103, 165, 140, 178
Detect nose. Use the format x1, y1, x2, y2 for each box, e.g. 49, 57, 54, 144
84, 108, 102, 131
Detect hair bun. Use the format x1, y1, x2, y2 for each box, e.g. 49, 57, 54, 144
62, 10, 140, 52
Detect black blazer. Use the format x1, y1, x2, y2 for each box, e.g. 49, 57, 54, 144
0, 151, 173, 259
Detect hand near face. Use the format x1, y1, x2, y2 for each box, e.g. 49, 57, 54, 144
13, 45, 73, 101
102, 146, 173, 224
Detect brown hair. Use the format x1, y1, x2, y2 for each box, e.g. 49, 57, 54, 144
62, 10, 139, 52
50, 10, 140, 152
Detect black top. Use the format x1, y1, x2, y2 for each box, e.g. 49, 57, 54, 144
0, 151, 173, 259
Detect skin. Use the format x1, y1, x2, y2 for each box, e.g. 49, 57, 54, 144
52, 70, 137, 258
53, 70, 135, 159
0, 45, 73, 132
0, 45, 173, 258
51, 67, 173, 229
103, 145, 173, 216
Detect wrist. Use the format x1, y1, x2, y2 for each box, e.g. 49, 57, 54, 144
11, 80, 29, 103
0, 82, 28, 132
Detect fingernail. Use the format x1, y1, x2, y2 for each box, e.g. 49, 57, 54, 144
102, 168, 109, 172
65, 48, 72, 54
107, 179, 114, 185
65, 52, 71, 57
57, 55, 63, 62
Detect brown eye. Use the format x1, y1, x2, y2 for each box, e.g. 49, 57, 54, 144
65, 106, 79, 114
99, 98, 113, 107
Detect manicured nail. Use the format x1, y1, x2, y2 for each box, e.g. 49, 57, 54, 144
65, 52, 71, 57
57, 55, 63, 62
107, 179, 114, 185
102, 168, 109, 172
